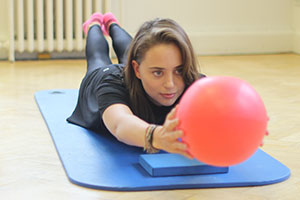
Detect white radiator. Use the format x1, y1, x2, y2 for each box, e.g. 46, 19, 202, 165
9, 0, 107, 61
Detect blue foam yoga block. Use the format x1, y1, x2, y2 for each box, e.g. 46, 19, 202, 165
139, 154, 228, 177
34, 89, 290, 191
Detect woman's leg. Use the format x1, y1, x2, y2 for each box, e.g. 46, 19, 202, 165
109, 24, 132, 64
86, 25, 112, 74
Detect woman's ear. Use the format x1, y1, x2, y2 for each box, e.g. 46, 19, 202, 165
132, 60, 141, 79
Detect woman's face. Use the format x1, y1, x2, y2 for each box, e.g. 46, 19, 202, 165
132, 43, 185, 106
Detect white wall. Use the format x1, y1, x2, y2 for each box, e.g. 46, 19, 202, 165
117, 0, 293, 55
0, 0, 9, 59
0, 0, 297, 60
293, 0, 300, 53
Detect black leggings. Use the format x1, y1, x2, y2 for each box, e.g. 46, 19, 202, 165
85, 24, 132, 74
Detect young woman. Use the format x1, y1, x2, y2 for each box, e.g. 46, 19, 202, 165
67, 13, 205, 158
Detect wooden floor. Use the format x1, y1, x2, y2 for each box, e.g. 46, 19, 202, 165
0, 54, 299, 199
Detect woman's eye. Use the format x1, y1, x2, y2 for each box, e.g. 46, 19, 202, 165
153, 71, 163, 77
175, 68, 183, 75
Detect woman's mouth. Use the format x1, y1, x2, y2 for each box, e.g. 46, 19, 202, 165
161, 93, 176, 99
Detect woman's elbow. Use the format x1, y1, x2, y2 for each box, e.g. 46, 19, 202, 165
112, 125, 126, 143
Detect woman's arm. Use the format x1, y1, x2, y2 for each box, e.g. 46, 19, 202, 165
102, 104, 192, 158
102, 103, 148, 147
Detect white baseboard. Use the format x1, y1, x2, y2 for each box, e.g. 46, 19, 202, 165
293, 32, 300, 54
188, 31, 293, 55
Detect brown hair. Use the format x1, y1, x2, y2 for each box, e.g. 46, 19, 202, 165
124, 18, 200, 123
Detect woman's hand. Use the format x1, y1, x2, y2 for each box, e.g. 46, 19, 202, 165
152, 106, 193, 159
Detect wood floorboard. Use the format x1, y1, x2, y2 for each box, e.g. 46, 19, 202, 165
0, 54, 299, 199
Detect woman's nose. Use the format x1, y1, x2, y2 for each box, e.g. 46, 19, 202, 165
164, 74, 175, 88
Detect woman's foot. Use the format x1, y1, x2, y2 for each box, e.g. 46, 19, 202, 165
102, 12, 120, 36
82, 13, 103, 36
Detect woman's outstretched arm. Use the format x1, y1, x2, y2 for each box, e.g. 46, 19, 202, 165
102, 104, 192, 158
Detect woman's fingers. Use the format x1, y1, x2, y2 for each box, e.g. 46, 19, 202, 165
163, 130, 190, 155
157, 106, 193, 159
173, 140, 187, 151
169, 141, 193, 159
164, 118, 179, 132
166, 106, 177, 120
164, 106, 182, 132
169, 129, 184, 140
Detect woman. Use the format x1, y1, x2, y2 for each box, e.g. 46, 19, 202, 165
67, 13, 205, 158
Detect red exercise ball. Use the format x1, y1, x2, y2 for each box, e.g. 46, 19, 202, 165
177, 76, 268, 167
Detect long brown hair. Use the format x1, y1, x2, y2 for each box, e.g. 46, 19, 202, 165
124, 18, 200, 123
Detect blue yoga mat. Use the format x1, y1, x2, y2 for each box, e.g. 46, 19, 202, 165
35, 89, 290, 191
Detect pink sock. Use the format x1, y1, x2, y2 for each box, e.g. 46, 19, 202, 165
82, 13, 103, 36
102, 12, 120, 36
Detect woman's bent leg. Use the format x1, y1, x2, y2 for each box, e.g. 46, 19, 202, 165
86, 25, 112, 74
109, 24, 132, 64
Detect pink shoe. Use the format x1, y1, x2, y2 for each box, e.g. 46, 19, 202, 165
102, 12, 120, 36
82, 13, 103, 36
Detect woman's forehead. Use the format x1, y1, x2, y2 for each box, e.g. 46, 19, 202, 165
141, 43, 182, 68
